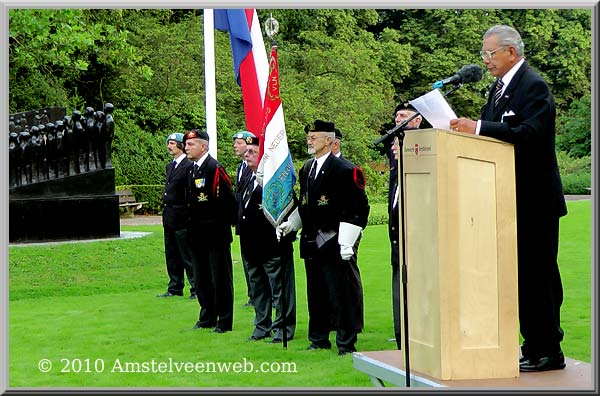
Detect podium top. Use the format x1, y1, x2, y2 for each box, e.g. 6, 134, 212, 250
406, 128, 513, 147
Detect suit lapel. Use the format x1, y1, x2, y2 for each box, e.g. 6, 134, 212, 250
311, 155, 334, 194
491, 61, 529, 120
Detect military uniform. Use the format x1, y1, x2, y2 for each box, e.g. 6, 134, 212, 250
161, 151, 195, 297
298, 149, 369, 354
239, 175, 297, 341
187, 148, 237, 332
232, 131, 258, 307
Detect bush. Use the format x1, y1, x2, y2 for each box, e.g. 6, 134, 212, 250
557, 151, 591, 195
560, 173, 592, 195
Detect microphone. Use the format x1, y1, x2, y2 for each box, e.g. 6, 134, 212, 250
432, 64, 483, 89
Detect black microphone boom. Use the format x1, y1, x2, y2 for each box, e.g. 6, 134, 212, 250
432, 64, 483, 89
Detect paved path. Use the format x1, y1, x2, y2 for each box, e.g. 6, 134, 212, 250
120, 215, 162, 226
121, 195, 591, 227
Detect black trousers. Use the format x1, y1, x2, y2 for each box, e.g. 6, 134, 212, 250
304, 239, 363, 352
163, 227, 195, 295
391, 243, 402, 350
247, 253, 296, 340
517, 210, 564, 359
190, 241, 234, 331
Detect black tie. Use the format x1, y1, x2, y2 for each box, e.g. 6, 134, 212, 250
169, 160, 176, 177
243, 175, 255, 207
494, 79, 504, 107
239, 162, 247, 182
308, 160, 317, 188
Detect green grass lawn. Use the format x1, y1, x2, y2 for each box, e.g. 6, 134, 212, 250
8, 200, 592, 387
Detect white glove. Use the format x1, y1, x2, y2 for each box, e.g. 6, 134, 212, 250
340, 245, 354, 260
275, 207, 302, 241
338, 222, 362, 260
255, 169, 264, 186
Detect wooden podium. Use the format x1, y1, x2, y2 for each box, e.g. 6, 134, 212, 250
399, 128, 519, 380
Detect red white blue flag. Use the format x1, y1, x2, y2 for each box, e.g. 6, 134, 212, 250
216, 9, 295, 226
214, 9, 268, 135
257, 45, 296, 227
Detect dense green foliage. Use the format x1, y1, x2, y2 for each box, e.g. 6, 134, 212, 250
9, 8, 592, 206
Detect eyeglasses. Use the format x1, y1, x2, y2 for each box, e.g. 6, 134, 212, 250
306, 135, 325, 142
480, 46, 507, 60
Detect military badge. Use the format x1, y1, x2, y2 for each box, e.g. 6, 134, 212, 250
317, 195, 329, 206
195, 178, 206, 188
197, 193, 208, 202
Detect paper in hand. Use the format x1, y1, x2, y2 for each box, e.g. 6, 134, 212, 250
409, 89, 457, 131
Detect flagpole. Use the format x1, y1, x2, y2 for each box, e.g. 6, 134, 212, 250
263, 14, 289, 350
204, 8, 217, 158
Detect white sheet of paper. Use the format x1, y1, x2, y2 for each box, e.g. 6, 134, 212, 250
409, 89, 457, 131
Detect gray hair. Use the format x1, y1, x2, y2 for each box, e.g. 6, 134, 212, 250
484, 25, 524, 57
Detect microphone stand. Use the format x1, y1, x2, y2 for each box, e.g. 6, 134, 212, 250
374, 82, 463, 388
374, 83, 463, 146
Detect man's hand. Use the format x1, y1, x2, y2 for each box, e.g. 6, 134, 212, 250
340, 245, 354, 260
338, 222, 362, 260
275, 207, 301, 241
449, 118, 477, 134
276, 221, 294, 241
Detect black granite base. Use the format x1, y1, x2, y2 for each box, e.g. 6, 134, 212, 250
9, 195, 120, 243
9, 168, 120, 243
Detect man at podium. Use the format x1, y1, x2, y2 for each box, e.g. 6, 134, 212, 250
450, 25, 567, 372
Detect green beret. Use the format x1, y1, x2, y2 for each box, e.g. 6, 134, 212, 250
232, 131, 256, 141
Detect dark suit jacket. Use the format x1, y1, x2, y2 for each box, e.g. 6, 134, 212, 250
298, 154, 370, 258
388, 167, 399, 267
187, 155, 237, 245
238, 182, 296, 264
234, 161, 254, 235
162, 157, 194, 230
479, 61, 567, 219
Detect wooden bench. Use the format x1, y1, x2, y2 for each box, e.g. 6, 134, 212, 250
117, 190, 148, 217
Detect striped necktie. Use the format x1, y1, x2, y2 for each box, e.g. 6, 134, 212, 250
238, 161, 247, 182
494, 79, 504, 107
243, 175, 255, 207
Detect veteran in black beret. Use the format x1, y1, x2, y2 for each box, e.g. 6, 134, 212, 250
238, 137, 298, 343
331, 128, 344, 159
231, 130, 258, 308
387, 100, 423, 349
278, 119, 370, 356
184, 129, 238, 333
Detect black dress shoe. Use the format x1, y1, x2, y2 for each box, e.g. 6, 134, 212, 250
519, 355, 528, 363
306, 342, 331, 350
269, 337, 293, 344
338, 349, 356, 356
213, 327, 230, 334
520, 352, 566, 372
192, 322, 215, 330
157, 291, 182, 297
248, 333, 270, 341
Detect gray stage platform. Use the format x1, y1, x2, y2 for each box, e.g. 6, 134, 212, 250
353, 350, 593, 390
